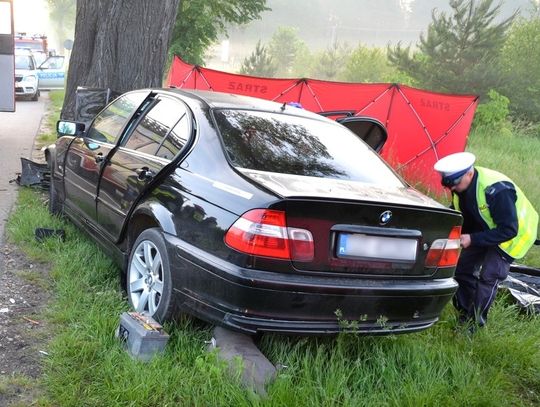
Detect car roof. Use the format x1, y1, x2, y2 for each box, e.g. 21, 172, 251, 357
158, 88, 327, 121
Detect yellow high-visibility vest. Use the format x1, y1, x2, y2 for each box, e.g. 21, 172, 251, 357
453, 167, 538, 259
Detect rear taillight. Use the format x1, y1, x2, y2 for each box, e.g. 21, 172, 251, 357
225, 209, 314, 261
425, 226, 462, 268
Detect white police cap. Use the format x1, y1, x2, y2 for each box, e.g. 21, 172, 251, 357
434, 152, 476, 179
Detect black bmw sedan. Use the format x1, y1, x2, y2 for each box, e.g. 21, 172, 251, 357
47, 88, 463, 335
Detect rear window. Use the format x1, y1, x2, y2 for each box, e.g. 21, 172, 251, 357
213, 109, 404, 186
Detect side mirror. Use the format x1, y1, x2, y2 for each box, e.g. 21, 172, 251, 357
57, 120, 85, 138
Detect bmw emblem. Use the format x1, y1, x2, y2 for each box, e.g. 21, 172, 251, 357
379, 210, 392, 225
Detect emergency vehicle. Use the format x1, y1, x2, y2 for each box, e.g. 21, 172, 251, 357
15, 32, 48, 65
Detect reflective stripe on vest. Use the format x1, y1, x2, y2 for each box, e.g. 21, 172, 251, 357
453, 167, 539, 259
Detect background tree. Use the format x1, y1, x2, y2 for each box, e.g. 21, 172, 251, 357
388, 0, 516, 97
268, 26, 308, 77
472, 89, 511, 131
310, 42, 350, 80
239, 40, 277, 76
500, 11, 540, 121
289, 44, 314, 78
61, 0, 268, 120
168, 0, 268, 65
61, 0, 180, 120
46, 0, 76, 53
343, 44, 399, 83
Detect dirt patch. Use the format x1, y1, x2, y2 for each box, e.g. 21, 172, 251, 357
0, 94, 54, 406
0, 242, 51, 405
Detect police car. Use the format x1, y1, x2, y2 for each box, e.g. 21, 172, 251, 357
37, 55, 66, 90
14, 52, 39, 101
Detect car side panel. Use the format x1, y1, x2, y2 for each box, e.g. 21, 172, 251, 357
37, 56, 65, 89
141, 171, 254, 251
96, 148, 166, 241
63, 138, 114, 223
37, 68, 65, 89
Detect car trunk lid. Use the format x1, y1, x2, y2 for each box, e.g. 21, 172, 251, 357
240, 169, 462, 276
239, 169, 443, 208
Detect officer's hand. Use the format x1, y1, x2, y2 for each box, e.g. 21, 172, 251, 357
460, 234, 471, 249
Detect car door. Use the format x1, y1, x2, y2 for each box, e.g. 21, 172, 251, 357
337, 117, 388, 153
62, 91, 149, 224
96, 95, 193, 241
37, 55, 65, 89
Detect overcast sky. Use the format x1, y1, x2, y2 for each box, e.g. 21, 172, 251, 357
13, 0, 50, 34
228, 0, 534, 49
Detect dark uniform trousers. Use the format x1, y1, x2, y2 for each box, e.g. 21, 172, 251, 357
453, 246, 510, 326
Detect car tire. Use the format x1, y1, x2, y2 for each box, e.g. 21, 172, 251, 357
31, 90, 39, 101
127, 228, 177, 322
48, 171, 63, 216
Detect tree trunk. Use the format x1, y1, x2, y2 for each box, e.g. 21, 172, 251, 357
61, 0, 180, 120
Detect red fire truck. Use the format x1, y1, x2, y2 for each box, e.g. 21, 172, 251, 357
15, 32, 48, 65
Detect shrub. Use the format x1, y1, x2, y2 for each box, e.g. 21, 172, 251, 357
473, 89, 510, 131
500, 15, 540, 122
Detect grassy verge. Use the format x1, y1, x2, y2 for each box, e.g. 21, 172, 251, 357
0, 374, 40, 407
6, 92, 540, 405
35, 90, 65, 147
6, 188, 540, 406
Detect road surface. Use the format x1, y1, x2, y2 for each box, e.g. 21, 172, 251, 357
0, 94, 47, 243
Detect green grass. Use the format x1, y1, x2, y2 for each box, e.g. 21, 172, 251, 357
0, 373, 43, 407
35, 90, 65, 146
6, 187, 540, 407
6, 93, 540, 405
16, 269, 51, 290
0, 374, 34, 396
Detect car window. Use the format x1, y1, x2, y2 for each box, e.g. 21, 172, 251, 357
32, 52, 47, 66
15, 55, 34, 70
213, 109, 404, 187
155, 106, 191, 160
86, 92, 147, 144
39, 56, 64, 69
123, 97, 186, 157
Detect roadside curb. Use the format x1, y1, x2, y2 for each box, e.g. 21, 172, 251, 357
210, 327, 277, 396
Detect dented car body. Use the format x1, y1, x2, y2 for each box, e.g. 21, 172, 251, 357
48, 89, 462, 335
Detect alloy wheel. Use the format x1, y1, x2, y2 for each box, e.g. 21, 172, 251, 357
128, 239, 164, 316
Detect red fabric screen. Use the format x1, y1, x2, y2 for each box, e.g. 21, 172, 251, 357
167, 56, 478, 193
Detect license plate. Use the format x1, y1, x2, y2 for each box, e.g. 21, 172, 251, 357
336, 233, 417, 262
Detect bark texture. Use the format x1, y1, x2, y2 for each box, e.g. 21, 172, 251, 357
61, 0, 180, 120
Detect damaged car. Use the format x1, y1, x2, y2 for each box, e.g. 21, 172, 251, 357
47, 89, 463, 335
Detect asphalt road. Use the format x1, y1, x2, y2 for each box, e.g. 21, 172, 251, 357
0, 94, 47, 244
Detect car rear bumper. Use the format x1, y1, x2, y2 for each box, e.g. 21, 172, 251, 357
165, 234, 458, 335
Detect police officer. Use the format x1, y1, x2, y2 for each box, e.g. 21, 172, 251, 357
434, 152, 538, 329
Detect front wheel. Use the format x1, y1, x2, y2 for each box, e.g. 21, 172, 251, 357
127, 228, 176, 322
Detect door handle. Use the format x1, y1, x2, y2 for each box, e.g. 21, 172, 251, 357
136, 167, 154, 181
95, 152, 104, 163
